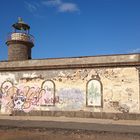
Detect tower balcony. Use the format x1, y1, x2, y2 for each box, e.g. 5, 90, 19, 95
6, 32, 34, 46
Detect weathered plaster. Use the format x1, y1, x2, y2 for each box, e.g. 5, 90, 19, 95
0, 67, 139, 114
0, 54, 140, 71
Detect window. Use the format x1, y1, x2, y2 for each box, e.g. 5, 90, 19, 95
86, 79, 102, 107
41, 80, 55, 106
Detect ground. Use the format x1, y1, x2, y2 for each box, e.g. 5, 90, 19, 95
0, 127, 140, 140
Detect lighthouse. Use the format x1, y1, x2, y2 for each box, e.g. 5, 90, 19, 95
6, 17, 34, 61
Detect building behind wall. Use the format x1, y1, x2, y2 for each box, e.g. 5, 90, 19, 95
0, 18, 140, 120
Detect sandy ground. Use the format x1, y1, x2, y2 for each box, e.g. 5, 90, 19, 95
0, 116, 140, 134
0, 127, 140, 140
0, 116, 139, 140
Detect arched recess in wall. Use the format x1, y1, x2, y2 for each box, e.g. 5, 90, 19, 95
41, 80, 55, 106
86, 79, 103, 107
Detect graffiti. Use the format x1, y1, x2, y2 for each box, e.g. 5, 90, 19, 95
87, 79, 102, 107
0, 80, 84, 112
41, 80, 55, 106
0, 80, 53, 113
0, 67, 139, 114
58, 88, 84, 109
13, 94, 25, 110
44, 96, 59, 104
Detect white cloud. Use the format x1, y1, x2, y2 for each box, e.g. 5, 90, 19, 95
42, 0, 62, 6
24, 1, 38, 13
24, 1, 45, 18
42, 0, 80, 13
24, 0, 80, 15
130, 48, 140, 53
59, 3, 79, 12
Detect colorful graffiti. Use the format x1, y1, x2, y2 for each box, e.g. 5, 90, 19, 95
44, 96, 59, 104
87, 80, 102, 107
0, 80, 55, 113
0, 67, 138, 114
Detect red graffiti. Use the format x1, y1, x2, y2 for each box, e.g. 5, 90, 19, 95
44, 96, 59, 104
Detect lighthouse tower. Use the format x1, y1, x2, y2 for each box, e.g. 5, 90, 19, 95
6, 17, 34, 61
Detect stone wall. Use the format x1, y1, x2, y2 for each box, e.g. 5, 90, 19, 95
0, 67, 139, 115
8, 44, 29, 61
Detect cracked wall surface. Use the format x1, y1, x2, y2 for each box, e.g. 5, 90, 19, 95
0, 67, 139, 114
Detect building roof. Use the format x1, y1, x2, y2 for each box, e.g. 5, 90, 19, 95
0, 53, 140, 71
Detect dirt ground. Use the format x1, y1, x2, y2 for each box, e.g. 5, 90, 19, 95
0, 127, 140, 140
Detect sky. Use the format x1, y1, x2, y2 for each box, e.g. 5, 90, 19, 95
0, 0, 140, 60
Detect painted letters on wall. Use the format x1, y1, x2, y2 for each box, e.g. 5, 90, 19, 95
0, 67, 139, 114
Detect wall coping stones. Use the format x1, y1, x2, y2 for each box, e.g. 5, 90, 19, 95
0, 53, 140, 71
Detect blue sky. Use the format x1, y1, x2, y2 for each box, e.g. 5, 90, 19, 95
0, 0, 140, 60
